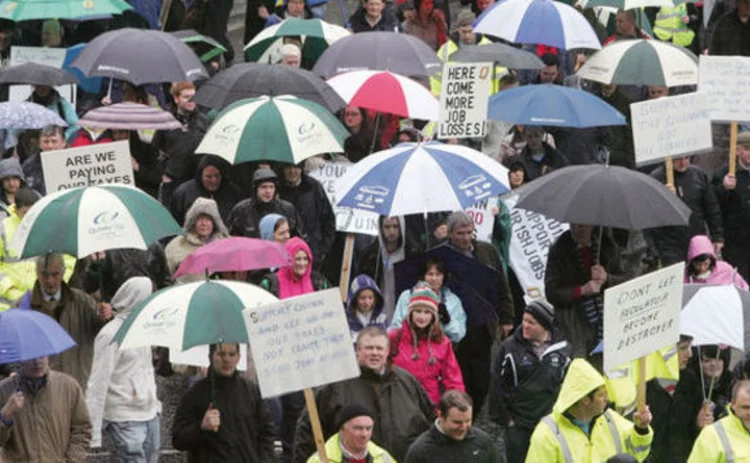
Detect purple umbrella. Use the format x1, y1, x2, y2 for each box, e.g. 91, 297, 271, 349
0, 101, 67, 129
172, 237, 293, 279
79, 102, 182, 130
0, 309, 77, 364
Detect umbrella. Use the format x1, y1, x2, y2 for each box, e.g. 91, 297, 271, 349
394, 245, 501, 327
449, 43, 545, 69
10, 184, 181, 259
0, 101, 67, 129
473, 0, 602, 50
326, 70, 440, 120
113, 280, 278, 351
312, 31, 442, 79
0, 62, 78, 87
71, 28, 208, 85
582, 0, 682, 8
0, 0, 132, 20
63, 43, 103, 94
335, 141, 510, 216
487, 84, 627, 128
173, 237, 293, 279
245, 18, 351, 64
578, 39, 699, 87
170, 29, 227, 63
192, 63, 345, 112
682, 284, 748, 351
196, 95, 349, 165
79, 102, 182, 131
514, 164, 692, 229
0, 309, 76, 364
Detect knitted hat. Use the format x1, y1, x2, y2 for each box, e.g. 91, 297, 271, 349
456, 10, 476, 28
408, 284, 440, 315
525, 299, 555, 332
280, 43, 301, 58
336, 403, 375, 430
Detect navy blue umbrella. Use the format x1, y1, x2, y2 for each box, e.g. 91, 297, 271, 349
0, 309, 77, 364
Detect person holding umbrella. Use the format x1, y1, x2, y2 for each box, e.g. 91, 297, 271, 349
688, 379, 750, 462
26, 85, 78, 141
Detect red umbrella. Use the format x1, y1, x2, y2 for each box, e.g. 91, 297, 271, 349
172, 237, 293, 279
79, 102, 182, 131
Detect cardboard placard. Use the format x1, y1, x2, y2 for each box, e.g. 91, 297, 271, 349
41, 141, 134, 193
437, 62, 492, 139
698, 55, 750, 123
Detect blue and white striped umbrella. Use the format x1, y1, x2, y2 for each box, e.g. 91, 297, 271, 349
335, 142, 510, 216
473, 0, 602, 50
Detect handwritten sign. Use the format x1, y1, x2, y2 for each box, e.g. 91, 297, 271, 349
603, 263, 684, 372
631, 93, 713, 165
503, 194, 568, 302
437, 62, 492, 139
244, 288, 360, 397
308, 161, 379, 236
41, 141, 134, 192
698, 55, 750, 123
9, 46, 76, 105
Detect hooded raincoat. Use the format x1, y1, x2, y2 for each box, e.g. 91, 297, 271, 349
262, 237, 329, 298
346, 274, 387, 342
687, 408, 750, 462
685, 235, 749, 289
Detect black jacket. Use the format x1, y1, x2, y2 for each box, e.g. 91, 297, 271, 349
488, 326, 571, 429
154, 110, 209, 185
503, 143, 570, 182
278, 174, 336, 265
170, 156, 243, 226
713, 164, 750, 259
226, 196, 305, 239
405, 424, 501, 463
709, 9, 750, 56
348, 6, 401, 32
129, 132, 163, 198
172, 371, 276, 463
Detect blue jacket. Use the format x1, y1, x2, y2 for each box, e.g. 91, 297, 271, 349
390, 286, 467, 343
346, 274, 387, 342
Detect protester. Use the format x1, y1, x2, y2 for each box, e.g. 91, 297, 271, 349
110, 129, 163, 198
21, 124, 65, 195
503, 126, 570, 181
690, 344, 733, 422
27, 85, 78, 140
266, 0, 314, 26
604, 9, 651, 45
0, 187, 42, 310
684, 234, 748, 288
0, 356, 92, 461
259, 213, 291, 243
0, 158, 25, 220
708, 0, 750, 56
402, 0, 448, 51
688, 379, 750, 462
278, 43, 302, 67
342, 106, 377, 163
348, 0, 401, 32
346, 274, 388, 343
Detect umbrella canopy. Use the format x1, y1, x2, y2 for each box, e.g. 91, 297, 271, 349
245, 18, 350, 64
71, 28, 208, 85
335, 141, 510, 216
681, 285, 746, 351
312, 31, 442, 78
113, 280, 278, 351
0, 0, 132, 20
192, 63, 345, 112
578, 39, 699, 87
170, 29, 228, 62
0, 62, 78, 87
0, 309, 76, 364
474, 0, 602, 50
582, 0, 682, 8
514, 164, 692, 229
488, 84, 626, 128
173, 237, 293, 279
10, 184, 181, 259
63, 43, 103, 94
449, 43, 545, 69
326, 70, 439, 120
79, 102, 182, 131
0, 101, 67, 129
196, 95, 348, 165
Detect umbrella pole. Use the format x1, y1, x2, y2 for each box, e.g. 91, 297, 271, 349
369, 112, 381, 154
596, 226, 604, 265
106, 78, 114, 100
697, 344, 707, 402
705, 346, 722, 405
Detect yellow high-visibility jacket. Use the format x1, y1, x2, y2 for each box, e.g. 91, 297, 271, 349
653, 5, 695, 47
688, 410, 750, 462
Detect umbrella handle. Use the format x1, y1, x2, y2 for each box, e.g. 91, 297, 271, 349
369, 112, 381, 154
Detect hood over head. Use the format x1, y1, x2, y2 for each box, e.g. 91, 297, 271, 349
194, 154, 231, 186
686, 235, 716, 263
111, 276, 153, 318
0, 158, 26, 183
183, 197, 229, 236
347, 274, 384, 314
553, 358, 605, 414
260, 213, 285, 241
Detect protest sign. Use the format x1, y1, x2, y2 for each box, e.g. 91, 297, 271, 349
631, 93, 713, 166
41, 141, 134, 193
503, 194, 568, 302
698, 55, 750, 123
437, 62, 492, 139
9, 46, 76, 105
244, 288, 359, 398
466, 196, 496, 243
308, 160, 379, 236
169, 344, 248, 371
603, 262, 684, 372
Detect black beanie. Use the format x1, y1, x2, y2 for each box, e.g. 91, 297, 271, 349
337, 403, 375, 430
524, 300, 555, 332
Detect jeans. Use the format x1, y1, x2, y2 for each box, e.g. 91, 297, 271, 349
104, 414, 161, 463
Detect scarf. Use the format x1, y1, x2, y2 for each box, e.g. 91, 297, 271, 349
577, 232, 604, 340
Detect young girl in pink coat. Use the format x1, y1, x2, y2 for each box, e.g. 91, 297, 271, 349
388, 283, 465, 405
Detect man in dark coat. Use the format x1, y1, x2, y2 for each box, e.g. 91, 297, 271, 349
709, 0, 750, 56
293, 326, 434, 462
348, 0, 402, 32
597, 84, 635, 169
502, 126, 569, 182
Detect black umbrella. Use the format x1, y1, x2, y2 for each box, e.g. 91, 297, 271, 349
0, 62, 79, 86
449, 43, 545, 70
312, 31, 442, 79
71, 28, 208, 85
192, 63, 346, 112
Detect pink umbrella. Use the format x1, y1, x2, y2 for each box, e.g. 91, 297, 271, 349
79, 102, 182, 131
172, 237, 293, 279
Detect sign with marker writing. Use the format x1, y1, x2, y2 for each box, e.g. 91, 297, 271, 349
603, 262, 684, 372
698, 55, 750, 122
41, 141, 134, 193
9, 46, 76, 105
244, 288, 360, 398
437, 62, 492, 139
465, 196, 497, 243
631, 93, 713, 166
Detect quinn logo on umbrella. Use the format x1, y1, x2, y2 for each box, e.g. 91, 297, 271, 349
354, 186, 389, 209
93, 211, 119, 225
459, 175, 492, 200
140, 306, 181, 331
214, 124, 240, 145
88, 210, 124, 236
297, 121, 320, 144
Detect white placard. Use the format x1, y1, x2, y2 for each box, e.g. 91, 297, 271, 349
503, 194, 568, 302
465, 196, 497, 243
169, 344, 248, 371
698, 55, 750, 123
244, 288, 360, 397
9, 46, 76, 106
603, 263, 684, 372
437, 62, 492, 139
308, 160, 379, 236
631, 93, 713, 166
41, 141, 134, 193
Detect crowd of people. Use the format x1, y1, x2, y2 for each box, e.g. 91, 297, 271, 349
0, 0, 748, 461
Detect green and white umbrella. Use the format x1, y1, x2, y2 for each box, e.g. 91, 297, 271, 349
578, 39, 698, 87
10, 184, 181, 259
0, 0, 132, 21
196, 95, 349, 165
244, 18, 350, 63
113, 280, 278, 351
